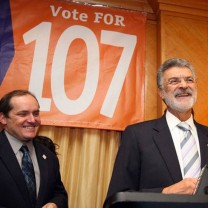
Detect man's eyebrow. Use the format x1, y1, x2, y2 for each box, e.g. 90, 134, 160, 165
16, 109, 40, 114
168, 76, 194, 79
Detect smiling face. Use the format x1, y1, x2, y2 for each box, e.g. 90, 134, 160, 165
0, 94, 41, 142
158, 66, 197, 115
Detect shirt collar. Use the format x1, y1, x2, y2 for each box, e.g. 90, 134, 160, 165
166, 110, 194, 131
5, 131, 34, 155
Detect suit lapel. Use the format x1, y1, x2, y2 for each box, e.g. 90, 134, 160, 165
195, 122, 208, 167
152, 116, 182, 183
0, 131, 31, 205
34, 142, 49, 205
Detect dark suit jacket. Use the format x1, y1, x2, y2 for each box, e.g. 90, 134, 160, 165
0, 131, 68, 208
105, 115, 208, 200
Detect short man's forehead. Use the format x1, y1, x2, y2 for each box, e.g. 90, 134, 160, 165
10, 95, 39, 110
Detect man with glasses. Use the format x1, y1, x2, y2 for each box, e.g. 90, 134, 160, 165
105, 58, 208, 202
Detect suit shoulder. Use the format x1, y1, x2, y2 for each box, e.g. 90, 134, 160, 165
195, 122, 208, 133
33, 140, 58, 159
125, 118, 160, 130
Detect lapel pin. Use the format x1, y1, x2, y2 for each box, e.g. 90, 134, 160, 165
42, 154, 47, 159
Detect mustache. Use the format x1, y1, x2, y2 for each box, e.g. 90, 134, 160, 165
174, 88, 193, 96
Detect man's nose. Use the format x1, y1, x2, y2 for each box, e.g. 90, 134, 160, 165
27, 114, 36, 122
179, 79, 188, 88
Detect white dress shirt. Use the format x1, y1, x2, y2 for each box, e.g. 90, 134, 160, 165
165, 110, 201, 178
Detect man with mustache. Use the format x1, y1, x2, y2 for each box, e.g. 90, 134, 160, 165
104, 58, 208, 202
0, 90, 68, 208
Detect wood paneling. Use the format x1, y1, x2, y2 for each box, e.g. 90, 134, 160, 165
158, 1, 208, 125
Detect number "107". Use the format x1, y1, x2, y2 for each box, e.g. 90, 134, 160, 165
23, 22, 137, 118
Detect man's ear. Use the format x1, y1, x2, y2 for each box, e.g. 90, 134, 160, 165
158, 88, 164, 99
0, 113, 7, 125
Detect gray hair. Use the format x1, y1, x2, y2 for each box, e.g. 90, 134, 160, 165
157, 58, 196, 89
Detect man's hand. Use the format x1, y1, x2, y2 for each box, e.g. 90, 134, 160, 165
162, 178, 198, 195
42, 202, 58, 208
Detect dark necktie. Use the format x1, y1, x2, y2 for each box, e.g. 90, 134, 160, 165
177, 122, 200, 178
20, 145, 37, 206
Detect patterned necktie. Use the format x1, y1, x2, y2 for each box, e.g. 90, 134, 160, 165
177, 122, 201, 178
20, 145, 36, 206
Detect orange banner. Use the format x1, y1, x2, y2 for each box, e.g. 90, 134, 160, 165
0, 0, 146, 130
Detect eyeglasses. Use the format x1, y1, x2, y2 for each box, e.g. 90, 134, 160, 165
167, 76, 195, 85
